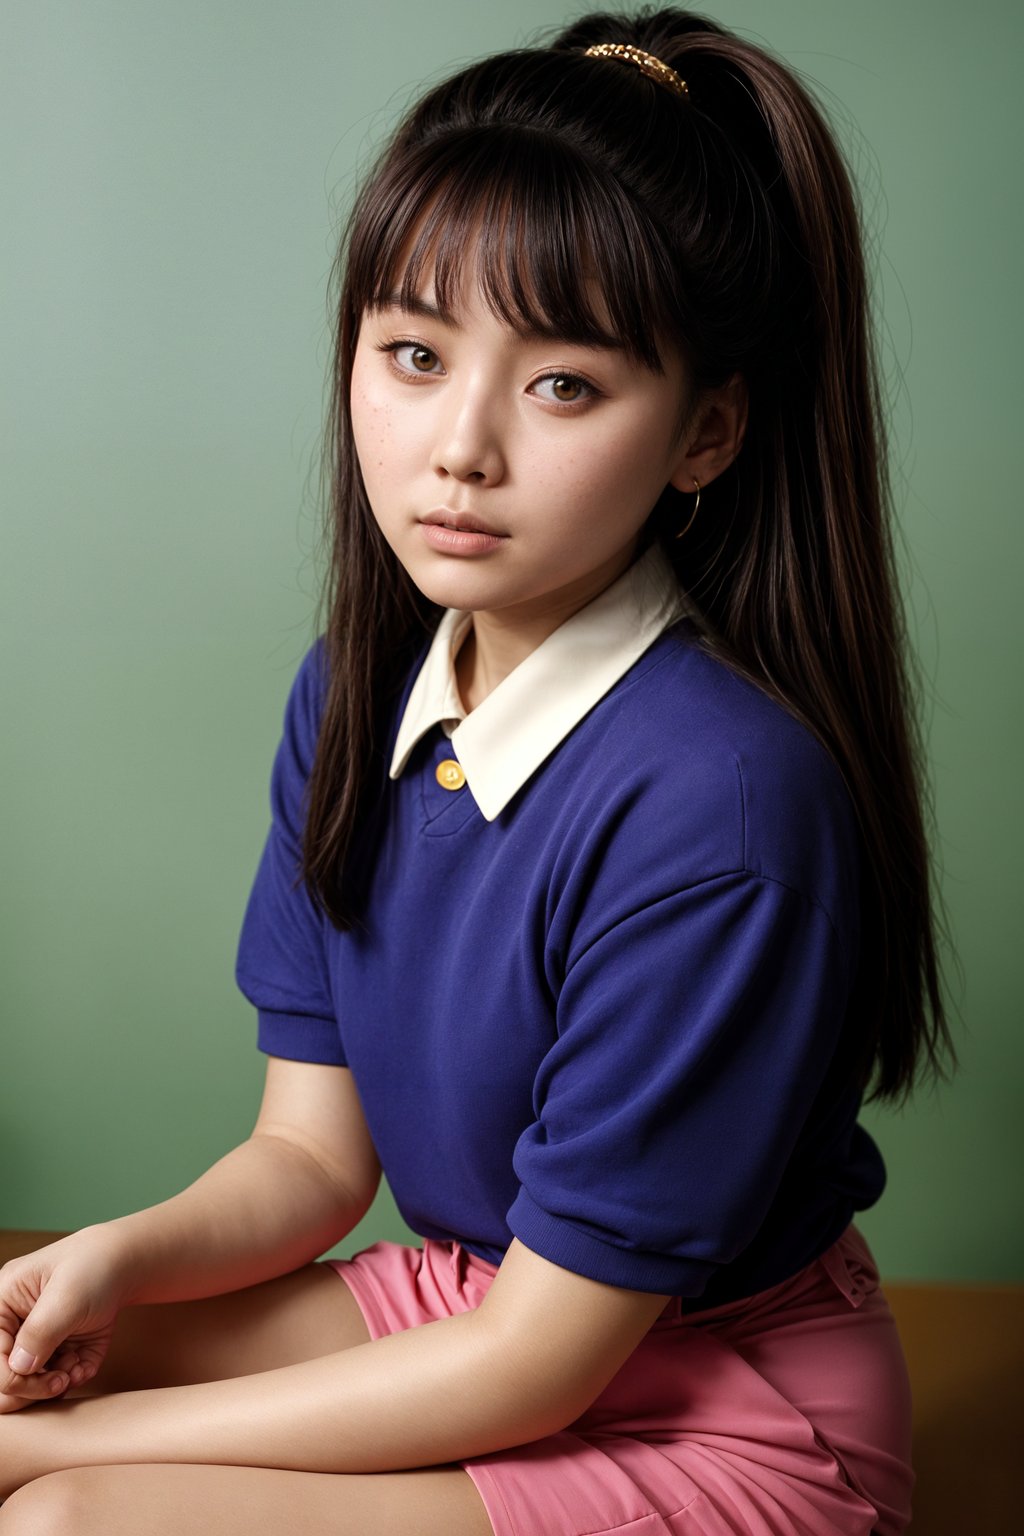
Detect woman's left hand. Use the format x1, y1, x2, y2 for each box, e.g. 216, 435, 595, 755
0, 1226, 130, 1413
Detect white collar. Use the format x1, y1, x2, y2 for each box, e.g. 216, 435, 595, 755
388, 541, 691, 821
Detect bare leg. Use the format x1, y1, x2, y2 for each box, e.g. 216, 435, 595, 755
2, 1266, 496, 1533
64, 1261, 371, 1396
0, 1460, 495, 1535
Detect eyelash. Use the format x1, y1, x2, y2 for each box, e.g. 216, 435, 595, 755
373, 338, 601, 411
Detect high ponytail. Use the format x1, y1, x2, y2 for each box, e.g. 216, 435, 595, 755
549, 8, 956, 1107
307, 6, 958, 1108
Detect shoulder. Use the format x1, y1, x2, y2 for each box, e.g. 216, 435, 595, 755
282, 631, 430, 757
284, 636, 330, 730
560, 622, 862, 951
276, 637, 330, 758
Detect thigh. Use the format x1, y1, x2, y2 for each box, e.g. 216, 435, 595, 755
69, 1261, 371, 1396
456, 1228, 908, 1536
0, 1461, 495, 1536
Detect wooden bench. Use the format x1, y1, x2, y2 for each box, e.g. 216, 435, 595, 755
1, 1231, 1019, 1532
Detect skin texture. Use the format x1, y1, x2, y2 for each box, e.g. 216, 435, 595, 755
0, 1061, 671, 1531
0, 1254, 494, 1533
350, 243, 747, 704
0, 251, 747, 1532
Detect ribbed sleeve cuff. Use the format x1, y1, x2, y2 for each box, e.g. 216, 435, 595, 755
505, 1186, 716, 1297
256, 1009, 347, 1066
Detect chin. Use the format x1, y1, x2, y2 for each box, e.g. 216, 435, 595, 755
396, 524, 525, 600
420, 576, 492, 612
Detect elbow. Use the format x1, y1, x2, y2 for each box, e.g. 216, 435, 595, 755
478, 1320, 596, 1446
486, 1390, 587, 1454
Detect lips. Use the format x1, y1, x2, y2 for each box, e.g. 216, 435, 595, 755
421, 509, 507, 537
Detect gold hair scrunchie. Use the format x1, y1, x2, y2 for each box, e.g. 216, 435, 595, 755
582, 42, 689, 98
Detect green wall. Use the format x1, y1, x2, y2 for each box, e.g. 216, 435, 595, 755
3, 1, 1019, 1283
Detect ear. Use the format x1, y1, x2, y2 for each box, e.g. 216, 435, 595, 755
668, 372, 748, 493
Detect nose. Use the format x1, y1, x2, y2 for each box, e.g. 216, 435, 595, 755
429, 377, 507, 485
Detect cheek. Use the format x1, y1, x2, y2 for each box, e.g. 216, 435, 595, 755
349, 363, 431, 501
531, 413, 670, 524
348, 358, 390, 478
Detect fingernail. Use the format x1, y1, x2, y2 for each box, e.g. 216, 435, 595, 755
49, 1373, 68, 1394
10, 1347, 38, 1374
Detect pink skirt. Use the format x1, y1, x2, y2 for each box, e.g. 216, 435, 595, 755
323, 1222, 913, 1535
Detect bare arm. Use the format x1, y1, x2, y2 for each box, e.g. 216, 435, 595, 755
2, 1238, 672, 1494
0, 1057, 381, 1403
110, 1056, 383, 1305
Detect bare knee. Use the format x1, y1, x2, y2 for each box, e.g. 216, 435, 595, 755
0, 1469, 100, 1535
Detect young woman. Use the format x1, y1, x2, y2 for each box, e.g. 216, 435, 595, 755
0, 8, 956, 1534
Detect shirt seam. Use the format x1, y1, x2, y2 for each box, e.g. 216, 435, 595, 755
564, 867, 848, 976
236, 970, 335, 1019
733, 750, 850, 971
735, 752, 748, 868
507, 1189, 717, 1291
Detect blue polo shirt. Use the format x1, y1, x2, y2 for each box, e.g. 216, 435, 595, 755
236, 571, 885, 1307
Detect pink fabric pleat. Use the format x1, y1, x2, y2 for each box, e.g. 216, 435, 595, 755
324, 1223, 912, 1536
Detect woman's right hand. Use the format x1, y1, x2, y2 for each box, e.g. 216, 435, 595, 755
0, 1226, 132, 1412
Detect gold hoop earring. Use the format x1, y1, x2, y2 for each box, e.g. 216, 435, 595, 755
674, 476, 701, 540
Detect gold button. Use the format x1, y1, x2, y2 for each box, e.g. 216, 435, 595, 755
435, 758, 466, 791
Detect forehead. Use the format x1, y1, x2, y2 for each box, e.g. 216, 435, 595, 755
374, 253, 624, 353
357, 182, 668, 372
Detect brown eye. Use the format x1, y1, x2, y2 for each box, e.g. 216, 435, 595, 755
533, 371, 597, 408
551, 376, 582, 401
375, 340, 443, 377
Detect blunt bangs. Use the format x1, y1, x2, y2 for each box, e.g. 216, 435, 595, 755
348, 126, 682, 373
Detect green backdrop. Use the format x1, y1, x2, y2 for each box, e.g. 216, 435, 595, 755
3, 1, 1020, 1283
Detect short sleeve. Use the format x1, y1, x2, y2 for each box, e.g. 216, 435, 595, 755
506, 870, 850, 1295
235, 639, 346, 1066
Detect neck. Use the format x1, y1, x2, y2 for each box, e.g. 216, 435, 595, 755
454, 539, 641, 713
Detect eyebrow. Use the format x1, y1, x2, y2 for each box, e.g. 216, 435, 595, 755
380, 293, 448, 323
375, 291, 627, 353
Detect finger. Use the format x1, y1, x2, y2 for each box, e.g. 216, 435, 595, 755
0, 1375, 71, 1413
45, 1345, 82, 1374
0, 1353, 60, 1394
67, 1360, 96, 1387
50, 1349, 96, 1388
3, 1336, 67, 1388
0, 1307, 26, 1343
0, 1362, 29, 1398
0, 1366, 69, 1402
8, 1292, 78, 1387
0, 1326, 19, 1367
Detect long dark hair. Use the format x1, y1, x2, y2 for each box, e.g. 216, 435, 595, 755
302, 6, 957, 1108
